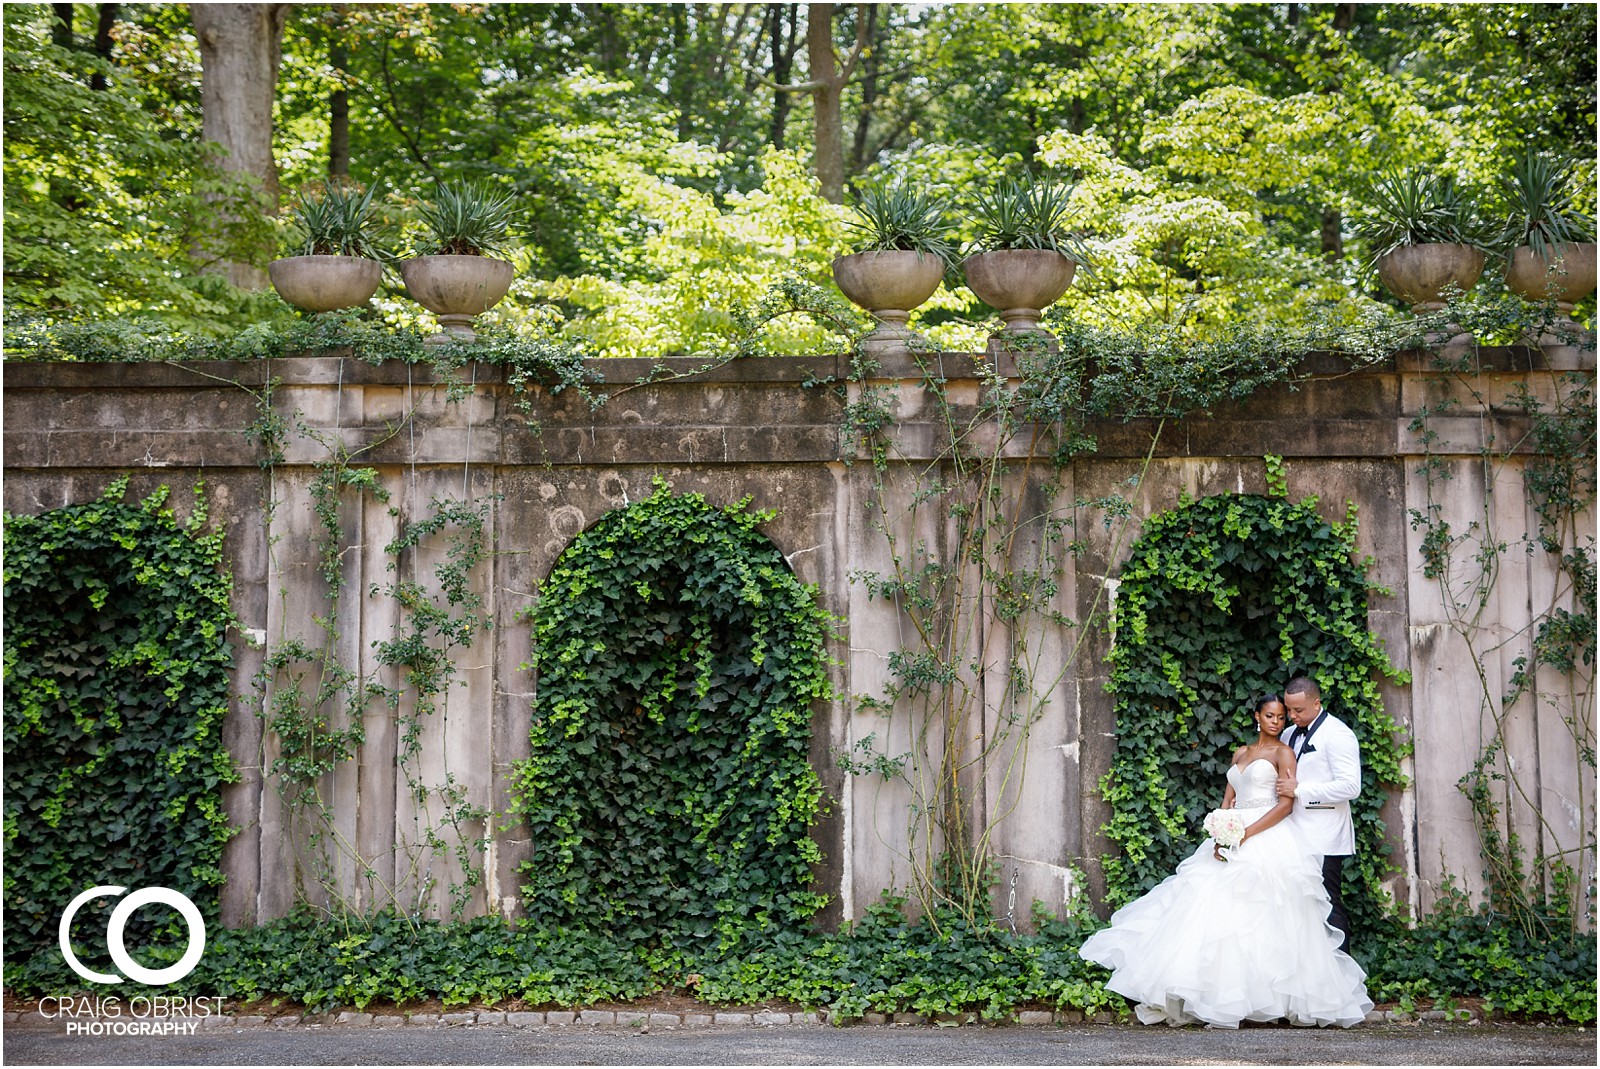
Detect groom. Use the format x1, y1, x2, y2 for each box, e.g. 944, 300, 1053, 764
1276, 676, 1361, 952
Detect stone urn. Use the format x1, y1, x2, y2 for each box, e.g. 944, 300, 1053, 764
832, 250, 944, 352
268, 255, 383, 313
962, 249, 1078, 338
401, 255, 515, 343
1374, 243, 1486, 313
1504, 242, 1597, 314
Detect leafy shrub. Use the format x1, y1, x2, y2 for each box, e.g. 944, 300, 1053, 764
2, 480, 238, 990
695, 897, 1121, 1021
9, 897, 1592, 1025
510, 479, 833, 951
1360, 884, 1597, 1023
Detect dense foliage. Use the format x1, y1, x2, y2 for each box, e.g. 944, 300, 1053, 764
691, 898, 1120, 1021
4, 3, 1594, 347
1, 4, 275, 324
8, 894, 1592, 1024
510, 481, 834, 950
1362, 881, 1597, 1023
2, 480, 238, 989
1101, 484, 1409, 934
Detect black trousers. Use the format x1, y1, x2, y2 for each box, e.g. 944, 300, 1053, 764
1323, 854, 1352, 952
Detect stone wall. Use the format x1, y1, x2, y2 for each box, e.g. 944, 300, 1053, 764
3, 346, 1592, 929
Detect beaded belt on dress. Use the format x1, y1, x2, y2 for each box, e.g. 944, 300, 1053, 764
1234, 799, 1273, 811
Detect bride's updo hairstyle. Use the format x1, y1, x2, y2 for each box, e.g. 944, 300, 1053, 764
1252, 692, 1282, 711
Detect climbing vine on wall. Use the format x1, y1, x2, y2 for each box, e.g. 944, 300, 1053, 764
2, 479, 238, 985
831, 298, 1419, 928
1101, 475, 1410, 932
255, 454, 495, 921
1406, 328, 1596, 939
510, 479, 833, 950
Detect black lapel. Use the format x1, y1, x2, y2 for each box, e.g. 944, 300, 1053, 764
1296, 710, 1329, 755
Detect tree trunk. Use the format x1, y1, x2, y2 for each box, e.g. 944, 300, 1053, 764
768, 4, 798, 149
672, 3, 692, 142
91, 5, 118, 92
191, 2, 289, 290
328, 8, 349, 179
807, 3, 845, 203
51, 4, 73, 49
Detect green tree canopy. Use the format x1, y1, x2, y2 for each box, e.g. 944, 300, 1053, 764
4, 2, 1594, 348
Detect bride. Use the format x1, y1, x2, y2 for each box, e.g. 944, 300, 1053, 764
1079, 694, 1373, 1028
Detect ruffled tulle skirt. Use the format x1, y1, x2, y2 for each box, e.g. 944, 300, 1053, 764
1079, 819, 1373, 1028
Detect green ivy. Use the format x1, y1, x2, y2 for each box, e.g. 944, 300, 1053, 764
255, 466, 496, 920
3, 310, 603, 415
694, 896, 1121, 1021
1362, 878, 1597, 1023
1407, 346, 1596, 944
2, 479, 239, 988
1101, 486, 1410, 933
510, 479, 833, 950
12, 896, 1119, 1019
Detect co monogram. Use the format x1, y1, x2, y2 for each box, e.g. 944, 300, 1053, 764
58, 886, 206, 985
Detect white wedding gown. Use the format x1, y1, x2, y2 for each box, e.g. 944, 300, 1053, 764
1079, 758, 1373, 1028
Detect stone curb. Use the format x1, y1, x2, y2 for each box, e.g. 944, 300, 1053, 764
1, 1006, 1485, 1030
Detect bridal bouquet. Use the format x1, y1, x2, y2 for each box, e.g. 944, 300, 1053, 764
1203, 809, 1247, 857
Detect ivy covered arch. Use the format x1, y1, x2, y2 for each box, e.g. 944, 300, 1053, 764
1100, 486, 1408, 935
509, 479, 832, 950
2, 480, 237, 988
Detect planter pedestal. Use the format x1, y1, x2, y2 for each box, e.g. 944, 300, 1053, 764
1505, 242, 1597, 351
401, 255, 514, 344
963, 250, 1077, 350
832, 251, 944, 354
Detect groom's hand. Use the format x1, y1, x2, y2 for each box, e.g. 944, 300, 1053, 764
1276, 773, 1298, 799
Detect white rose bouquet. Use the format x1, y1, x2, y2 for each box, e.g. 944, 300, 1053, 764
1203, 808, 1248, 859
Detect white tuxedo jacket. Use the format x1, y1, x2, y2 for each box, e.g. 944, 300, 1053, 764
1284, 711, 1360, 857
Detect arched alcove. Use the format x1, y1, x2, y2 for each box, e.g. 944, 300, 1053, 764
1100, 491, 1407, 937
509, 479, 834, 948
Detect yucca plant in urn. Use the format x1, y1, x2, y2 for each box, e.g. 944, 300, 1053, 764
1353, 169, 1488, 318
269, 182, 388, 313
1500, 152, 1596, 336
832, 182, 956, 353
402, 180, 518, 343
962, 173, 1092, 348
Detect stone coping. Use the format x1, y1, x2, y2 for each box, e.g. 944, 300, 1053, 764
2, 1004, 1478, 1030
3, 343, 1588, 392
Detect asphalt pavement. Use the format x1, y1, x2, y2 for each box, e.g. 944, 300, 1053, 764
4, 1019, 1596, 1066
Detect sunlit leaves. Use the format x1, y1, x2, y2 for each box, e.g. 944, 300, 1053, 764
3, 5, 277, 323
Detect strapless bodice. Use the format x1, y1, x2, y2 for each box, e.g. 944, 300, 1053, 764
1226, 758, 1278, 810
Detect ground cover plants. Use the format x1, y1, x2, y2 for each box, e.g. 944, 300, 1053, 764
8, 895, 1593, 1024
